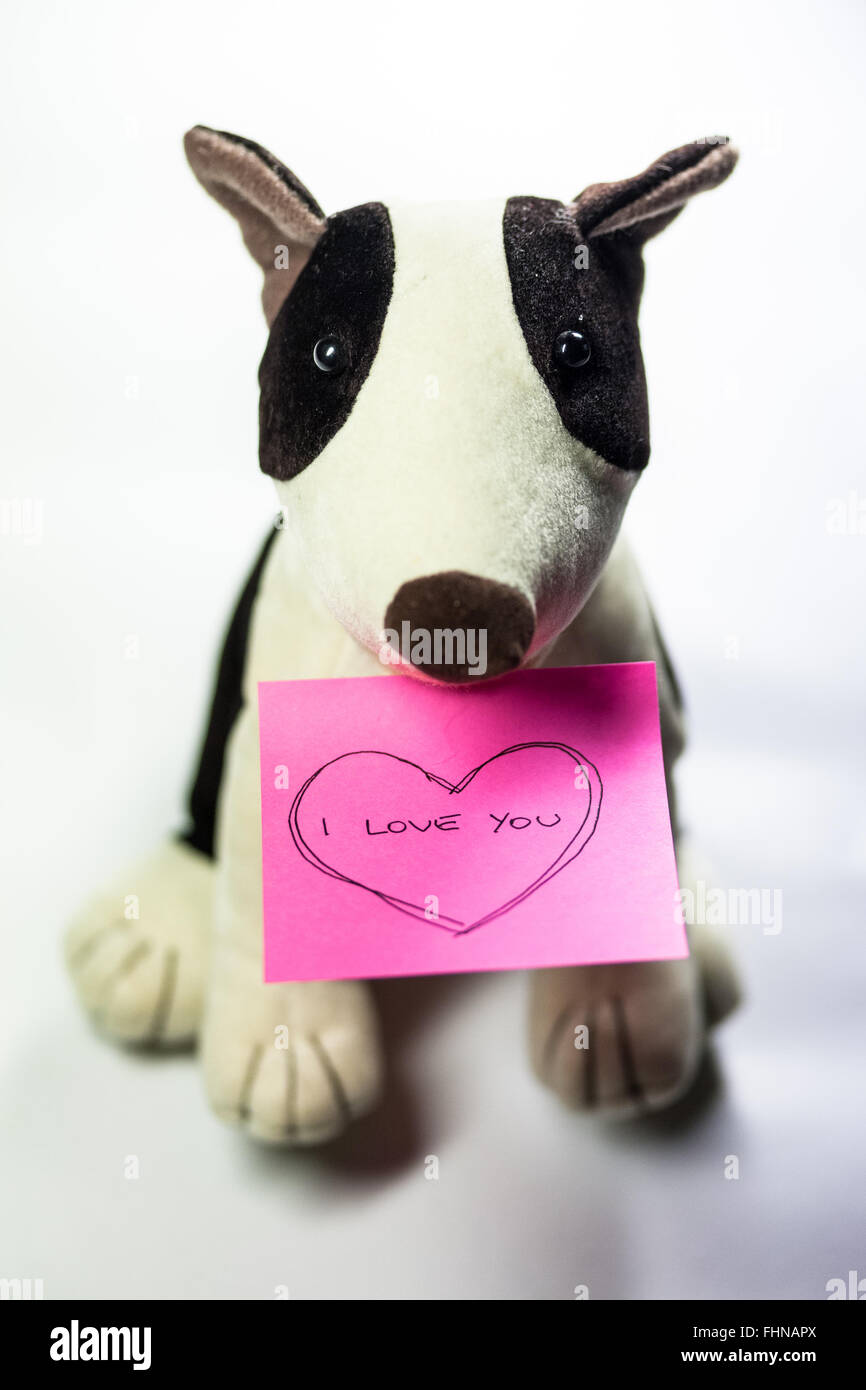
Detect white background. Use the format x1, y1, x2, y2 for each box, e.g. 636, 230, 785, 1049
1, 0, 864, 1299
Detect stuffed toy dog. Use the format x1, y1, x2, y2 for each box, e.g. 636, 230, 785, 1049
66, 127, 740, 1144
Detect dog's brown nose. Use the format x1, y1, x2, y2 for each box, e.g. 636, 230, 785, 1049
383, 571, 535, 683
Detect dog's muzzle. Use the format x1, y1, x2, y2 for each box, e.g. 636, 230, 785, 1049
383, 571, 535, 683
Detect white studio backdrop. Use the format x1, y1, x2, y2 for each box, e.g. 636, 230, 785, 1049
1, 0, 864, 1299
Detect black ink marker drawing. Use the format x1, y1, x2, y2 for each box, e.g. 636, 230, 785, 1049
288, 742, 603, 935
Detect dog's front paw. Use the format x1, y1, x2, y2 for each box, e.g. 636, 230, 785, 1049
64, 839, 213, 1045
201, 948, 383, 1145
529, 958, 703, 1115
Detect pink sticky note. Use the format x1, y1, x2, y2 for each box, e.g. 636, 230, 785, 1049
258, 663, 686, 982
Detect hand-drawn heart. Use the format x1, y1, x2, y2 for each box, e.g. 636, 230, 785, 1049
289, 742, 602, 934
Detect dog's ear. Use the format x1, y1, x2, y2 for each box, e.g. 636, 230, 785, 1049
184, 126, 326, 325
574, 139, 737, 242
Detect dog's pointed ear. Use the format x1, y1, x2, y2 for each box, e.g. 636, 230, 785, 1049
574, 139, 738, 242
184, 126, 326, 325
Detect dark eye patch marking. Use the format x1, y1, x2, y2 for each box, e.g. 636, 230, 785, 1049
258, 202, 395, 481
503, 196, 650, 471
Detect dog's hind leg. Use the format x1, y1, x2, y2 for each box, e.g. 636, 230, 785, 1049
65, 840, 213, 1046
64, 533, 276, 1047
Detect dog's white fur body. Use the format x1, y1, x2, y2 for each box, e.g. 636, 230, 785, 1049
66, 133, 741, 1142
68, 524, 723, 1142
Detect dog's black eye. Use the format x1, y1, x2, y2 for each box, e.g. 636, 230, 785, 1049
312, 336, 346, 375
553, 328, 591, 370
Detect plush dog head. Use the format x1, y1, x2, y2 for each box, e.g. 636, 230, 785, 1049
185, 127, 736, 682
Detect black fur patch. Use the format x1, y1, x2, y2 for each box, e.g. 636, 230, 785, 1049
258, 202, 395, 480
503, 197, 650, 471
180, 529, 277, 859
